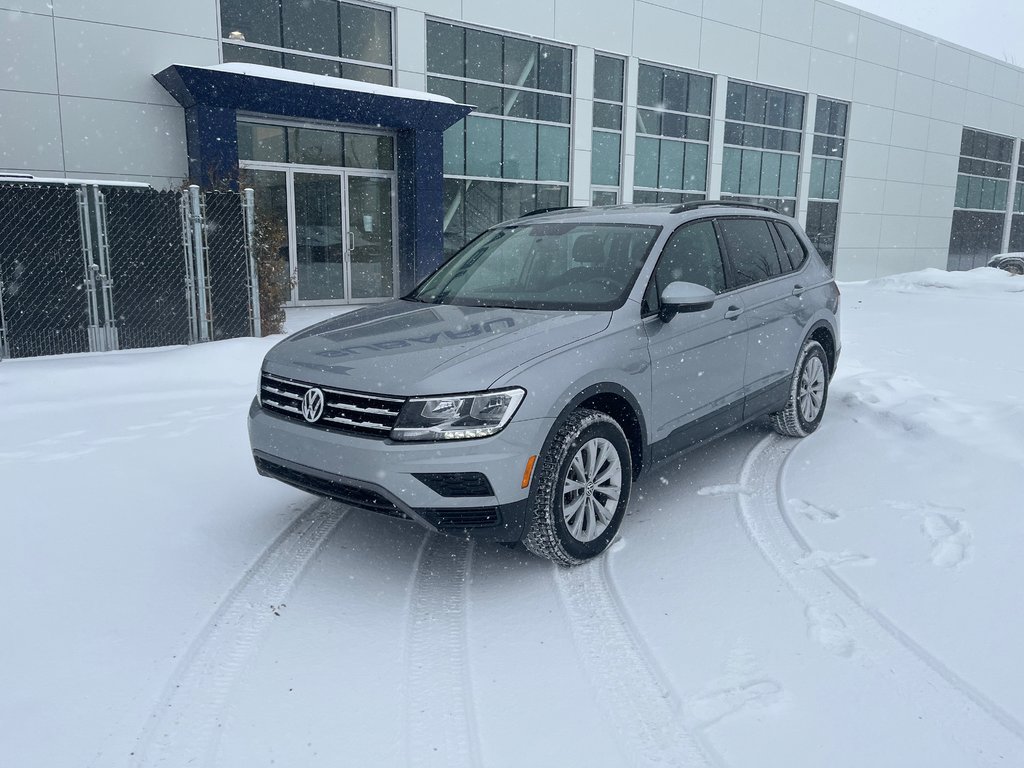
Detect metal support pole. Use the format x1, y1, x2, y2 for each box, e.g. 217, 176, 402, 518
1001, 137, 1020, 255
189, 185, 211, 342
77, 187, 105, 352
92, 187, 118, 351
243, 187, 262, 338
180, 191, 200, 344
0, 276, 8, 359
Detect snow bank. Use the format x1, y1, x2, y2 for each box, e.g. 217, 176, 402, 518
862, 266, 1024, 293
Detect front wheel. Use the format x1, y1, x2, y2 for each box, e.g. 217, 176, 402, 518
770, 340, 830, 437
523, 409, 632, 566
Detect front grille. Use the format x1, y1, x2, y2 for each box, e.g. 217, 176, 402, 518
254, 455, 407, 518
260, 372, 405, 438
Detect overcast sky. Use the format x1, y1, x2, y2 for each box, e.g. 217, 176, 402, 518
841, 0, 1024, 66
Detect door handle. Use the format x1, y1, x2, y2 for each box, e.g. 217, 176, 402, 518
724, 305, 744, 320
792, 284, 805, 296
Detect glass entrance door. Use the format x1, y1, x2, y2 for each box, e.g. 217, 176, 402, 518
290, 171, 395, 303
294, 172, 345, 301
347, 175, 394, 299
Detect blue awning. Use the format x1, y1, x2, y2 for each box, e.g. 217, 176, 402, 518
155, 63, 473, 289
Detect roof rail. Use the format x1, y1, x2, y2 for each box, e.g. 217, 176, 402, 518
520, 205, 577, 218
670, 199, 779, 214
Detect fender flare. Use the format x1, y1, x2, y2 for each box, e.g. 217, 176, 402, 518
537, 382, 650, 479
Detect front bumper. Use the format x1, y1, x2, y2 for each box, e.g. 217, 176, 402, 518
248, 398, 553, 542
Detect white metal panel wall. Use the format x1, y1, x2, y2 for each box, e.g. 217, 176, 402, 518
2, 0, 1024, 277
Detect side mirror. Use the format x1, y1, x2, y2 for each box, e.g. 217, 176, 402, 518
659, 281, 716, 322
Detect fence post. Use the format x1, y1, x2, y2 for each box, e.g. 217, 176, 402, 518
188, 185, 211, 342
77, 186, 106, 352
180, 190, 199, 344
0, 275, 7, 359
242, 187, 262, 338
92, 187, 119, 351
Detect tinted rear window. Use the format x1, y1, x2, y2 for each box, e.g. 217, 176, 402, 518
717, 218, 784, 287
774, 222, 807, 271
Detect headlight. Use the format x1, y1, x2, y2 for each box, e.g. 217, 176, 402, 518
390, 387, 526, 441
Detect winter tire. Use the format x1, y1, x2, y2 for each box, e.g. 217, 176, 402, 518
770, 340, 829, 438
522, 409, 632, 566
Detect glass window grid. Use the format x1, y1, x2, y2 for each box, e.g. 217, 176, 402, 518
960, 127, 1014, 165
723, 83, 804, 196
954, 173, 1009, 212
723, 120, 802, 153
441, 178, 569, 257
637, 63, 713, 116
722, 82, 802, 211
636, 63, 713, 143
428, 75, 572, 125
634, 63, 712, 202
814, 98, 849, 139
948, 129, 1017, 261
725, 81, 804, 129
426, 21, 572, 93
954, 128, 1015, 212
220, 0, 394, 84
1014, 150, 1024, 213
442, 115, 570, 182
236, 118, 396, 170
593, 53, 625, 192
721, 146, 799, 205
809, 99, 849, 204
634, 137, 709, 195
428, 21, 573, 189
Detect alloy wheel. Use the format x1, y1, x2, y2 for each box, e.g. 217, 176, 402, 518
798, 355, 826, 423
561, 437, 622, 543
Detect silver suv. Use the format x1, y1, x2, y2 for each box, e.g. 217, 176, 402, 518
248, 201, 840, 565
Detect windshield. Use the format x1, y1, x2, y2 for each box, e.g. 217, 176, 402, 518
407, 222, 662, 310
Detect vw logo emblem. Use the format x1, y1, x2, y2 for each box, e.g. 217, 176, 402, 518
301, 387, 325, 423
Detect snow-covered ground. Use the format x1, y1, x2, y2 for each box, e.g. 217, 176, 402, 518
2, 268, 1023, 768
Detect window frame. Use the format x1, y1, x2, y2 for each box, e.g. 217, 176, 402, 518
218, 0, 396, 85
772, 221, 809, 273
633, 61, 714, 202
714, 216, 791, 289
641, 216, 729, 317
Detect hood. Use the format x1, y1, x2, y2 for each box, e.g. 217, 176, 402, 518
263, 300, 611, 395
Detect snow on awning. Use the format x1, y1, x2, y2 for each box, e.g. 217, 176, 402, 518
154, 63, 472, 133
207, 63, 458, 105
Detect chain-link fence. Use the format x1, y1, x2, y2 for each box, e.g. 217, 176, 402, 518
0, 184, 90, 358
104, 187, 193, 350
205, 190, 256, 341
0, 181, 260, 360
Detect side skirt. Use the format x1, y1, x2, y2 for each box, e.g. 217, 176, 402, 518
646, 379, 790, 470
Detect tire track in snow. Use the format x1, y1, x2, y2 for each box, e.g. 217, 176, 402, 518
738, 434, 1024, 762
554, 553, 722, 768
404, 534, 481, 768
129, 499, 348, 768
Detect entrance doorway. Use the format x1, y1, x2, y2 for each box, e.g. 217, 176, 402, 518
239, 120, 397, 305
292, 171, 394, 302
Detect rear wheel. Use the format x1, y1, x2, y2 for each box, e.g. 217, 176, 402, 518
523, 409, 632, 566
770, 340, 829, 437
